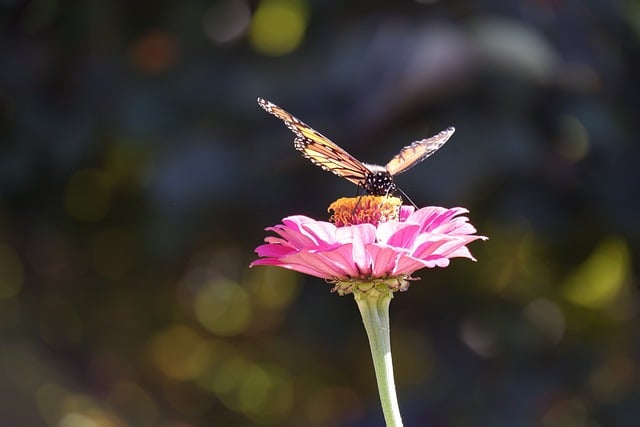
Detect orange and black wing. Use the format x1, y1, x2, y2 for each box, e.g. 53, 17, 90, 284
385, 126, 455, 176
257, 98, 370, 186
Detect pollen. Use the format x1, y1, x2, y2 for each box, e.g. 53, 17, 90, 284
328, 195, 402, 227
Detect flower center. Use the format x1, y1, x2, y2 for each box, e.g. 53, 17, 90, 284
328, 195, 402, 227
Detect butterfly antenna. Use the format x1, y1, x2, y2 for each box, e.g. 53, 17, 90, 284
395, 186, 418, 209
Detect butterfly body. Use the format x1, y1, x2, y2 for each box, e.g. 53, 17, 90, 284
258, 97, 454, 196
361, 166, 395, 196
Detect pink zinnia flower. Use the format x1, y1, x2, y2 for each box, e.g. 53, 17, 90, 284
251, 196, 486, 294
250, 195, 486, 425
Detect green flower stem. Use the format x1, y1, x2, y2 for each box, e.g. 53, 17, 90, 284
354, 287, 403, 427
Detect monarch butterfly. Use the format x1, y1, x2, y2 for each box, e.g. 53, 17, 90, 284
257, 97, 455, 196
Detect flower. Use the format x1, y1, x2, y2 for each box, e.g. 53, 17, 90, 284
251, 196, 486, 294
251, 195, 486, 426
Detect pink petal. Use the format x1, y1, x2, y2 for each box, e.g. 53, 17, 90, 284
278, 216, 338, 247
432, 236, 486, 260
377, 222, 421, 247
254, 243, 296, 259
336, 223, 376, 245
446, 245, 476, 261
399, 205, 415, 221
280, 250, 351, 279
409, 207, 469, 233
368, 245, 404, 277
263, 261, 334, 279
392, 254, 427, 275
394, 253, 448, 273
350, 230, 373, 276
263, 236, 294, 247
406, 206, 447, 227
299, 221, 339, 246
250, 257, 288, 267
315, 245, 365, 278
431, 216, 476, 236
266, 224, 314, 249
409, 233, 449, 257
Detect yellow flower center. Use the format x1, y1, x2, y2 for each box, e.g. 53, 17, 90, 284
328, 195, 402, 227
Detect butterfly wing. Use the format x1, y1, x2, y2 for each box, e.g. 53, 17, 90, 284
257, 98, 370, 186
385, 126, 455, 176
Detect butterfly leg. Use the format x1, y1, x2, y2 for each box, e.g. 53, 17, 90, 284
351, 184, 366, 214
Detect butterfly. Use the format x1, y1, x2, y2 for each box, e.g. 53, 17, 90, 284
257, 97, 455, 196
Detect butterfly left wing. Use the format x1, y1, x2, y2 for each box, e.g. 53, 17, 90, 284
385, 126, 455, 176
257, 97, 371, 186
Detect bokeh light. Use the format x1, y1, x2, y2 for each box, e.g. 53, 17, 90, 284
246, 267, 300, 311
562, 236, 630, 309
193, 279, 252, 336
203, 0, 252, 45
523, 298, 566, 346
248, 0, 308, 56
129, 29, 179, 74
148, 326, 212, 380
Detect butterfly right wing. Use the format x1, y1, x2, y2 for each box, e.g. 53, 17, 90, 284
257, 98, 371, 186
385, 126, 455, 176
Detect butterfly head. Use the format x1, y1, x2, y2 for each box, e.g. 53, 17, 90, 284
363, 164, 395, 196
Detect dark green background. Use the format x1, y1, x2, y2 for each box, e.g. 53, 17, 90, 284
1, 1, 638, 426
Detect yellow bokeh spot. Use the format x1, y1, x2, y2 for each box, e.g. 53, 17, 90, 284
562, 236, 630, 308
249, 0, 308, 56
211, 356, 251, 397
248, 267, 300, 311
65, 169, 111, 222
194, 279, 252, 336
148, 326, 212, 380
237, 364, 272, 412
0, 244, 23, 299
237, 365, 293, 422
208, 357, 293, 422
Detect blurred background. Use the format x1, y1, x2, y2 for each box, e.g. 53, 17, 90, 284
1, 0, 639, 426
